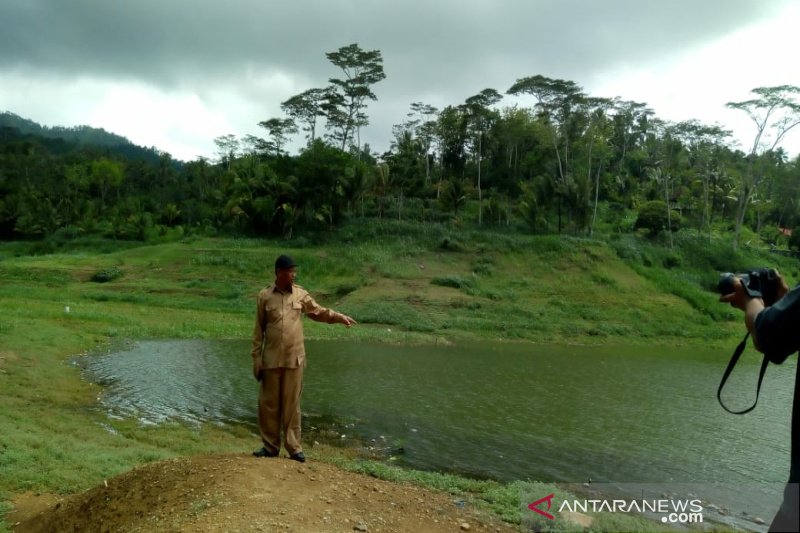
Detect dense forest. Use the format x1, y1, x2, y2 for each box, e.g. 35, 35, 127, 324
1, 44, 799, 248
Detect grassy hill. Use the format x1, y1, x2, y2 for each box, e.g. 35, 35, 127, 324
2, 221, 796, 349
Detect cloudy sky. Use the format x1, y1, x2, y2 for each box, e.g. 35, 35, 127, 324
1, 0, 798, 161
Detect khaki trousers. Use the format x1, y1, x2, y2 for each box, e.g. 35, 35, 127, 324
258, 366, 304, 455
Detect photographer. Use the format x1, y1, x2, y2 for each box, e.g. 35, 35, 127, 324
721, 273, 799, 532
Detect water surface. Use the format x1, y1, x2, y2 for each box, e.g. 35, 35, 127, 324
82, 338, 796, 530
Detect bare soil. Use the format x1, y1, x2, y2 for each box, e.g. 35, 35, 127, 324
9, 454, 518, 533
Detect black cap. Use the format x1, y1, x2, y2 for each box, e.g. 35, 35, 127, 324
275, 254, 297, 271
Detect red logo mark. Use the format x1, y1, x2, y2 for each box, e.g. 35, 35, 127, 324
528, 493, 556, 520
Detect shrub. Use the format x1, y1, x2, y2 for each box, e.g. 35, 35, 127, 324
431, 276, 475, 289
439, 236, 465, 252
90, 266, 123, 283
635, 200, 681, 235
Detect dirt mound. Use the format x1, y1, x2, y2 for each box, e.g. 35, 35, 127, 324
11, 454, 517, 532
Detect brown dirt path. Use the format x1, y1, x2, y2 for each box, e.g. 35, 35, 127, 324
9, 454, 518, 533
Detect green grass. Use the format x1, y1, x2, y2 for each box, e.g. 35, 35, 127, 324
0, 222, 779, 529
323, 455, 717, 531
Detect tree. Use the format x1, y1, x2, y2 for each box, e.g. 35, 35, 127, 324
726, 85, 800, 248
385, 129, 425, 220
241, 134, 268, 157
258, 118, 298, 157
440, 177, 467, 216
408, 102, 439, 183
508, 75, 586, 233
635, 200, 680, 236
645, 167, 675, 247
213, 134, 239, 170
671, 120, 731, 239
281, 88, 327, 145
324, 43, 386, 152
462, 88, 502, 226
436, 105, 469, 195
294, 139, 354, 227
90, 158, 124, 213
582, 97, 613, 237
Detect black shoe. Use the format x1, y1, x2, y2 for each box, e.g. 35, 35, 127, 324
253, 447, 278, 458
289, 452, 306, 463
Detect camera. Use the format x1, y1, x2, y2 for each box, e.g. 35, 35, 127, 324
718, 267, 781, 305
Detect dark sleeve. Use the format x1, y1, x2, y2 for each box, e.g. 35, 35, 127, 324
754, 285, 800, 364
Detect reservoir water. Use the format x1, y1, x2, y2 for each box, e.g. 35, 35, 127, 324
81, 338, 796, 530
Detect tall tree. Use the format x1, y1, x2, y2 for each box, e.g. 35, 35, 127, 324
435, 105, 469, 196
672, 120, 731, 238
508, 75, 586, 232
607, 99, 653, 206
258, 118, 298, 157
385, 129, 425, 220
281, 88, 327, 145
726, 85, 800, 248
408, 102, 439, 183
324, 43, 386, 152
213, 134, 240, 170
583, 97, 614, 237
462, 88, 502, 226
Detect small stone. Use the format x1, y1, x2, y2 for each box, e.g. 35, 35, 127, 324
754, 517, 766, 525
460, 523, 471, 531
354, 524, 368, 532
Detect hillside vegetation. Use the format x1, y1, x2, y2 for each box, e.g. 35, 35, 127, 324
3, 222, 797, 349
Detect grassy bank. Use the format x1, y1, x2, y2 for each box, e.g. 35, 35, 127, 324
1, 222, 795, 531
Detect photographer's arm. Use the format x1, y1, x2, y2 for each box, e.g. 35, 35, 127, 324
754, 286, 800, 364
720, 279, 765, 351
721, 275, 800, 362
744, 298, 765, 352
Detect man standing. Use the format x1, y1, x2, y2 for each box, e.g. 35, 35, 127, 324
251, 254, 357, 462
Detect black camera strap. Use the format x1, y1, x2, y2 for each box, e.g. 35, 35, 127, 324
717, 332, 770, 415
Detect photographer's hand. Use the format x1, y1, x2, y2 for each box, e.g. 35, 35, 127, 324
719, 277, 751, 311
719, 277, 765, 351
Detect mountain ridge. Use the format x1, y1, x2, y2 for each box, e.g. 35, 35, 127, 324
0, 111, 177, 163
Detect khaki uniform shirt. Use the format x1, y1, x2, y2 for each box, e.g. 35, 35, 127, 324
251, 284, 342, 368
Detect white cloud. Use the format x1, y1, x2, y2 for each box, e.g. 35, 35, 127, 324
589, 2, 800, 155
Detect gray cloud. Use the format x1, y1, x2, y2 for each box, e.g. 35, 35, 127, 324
1, 0, 786, 86
0, 0, 793, 158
